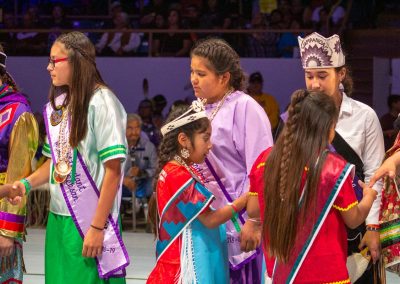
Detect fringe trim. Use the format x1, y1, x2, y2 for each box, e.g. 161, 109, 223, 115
177, 226, 197, 284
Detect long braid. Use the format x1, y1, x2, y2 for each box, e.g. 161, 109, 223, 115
148, 130, 179, 235
278, 91, 307, 201
263, 89, 309, 262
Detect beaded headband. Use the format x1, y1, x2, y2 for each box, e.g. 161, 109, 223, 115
161, 99, 208, 136
298, 32, 345, 69
0, 52, 7, 70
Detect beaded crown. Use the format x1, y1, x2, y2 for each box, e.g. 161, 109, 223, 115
298, 32, 345, 69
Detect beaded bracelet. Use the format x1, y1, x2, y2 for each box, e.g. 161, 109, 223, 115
248, 191, 258, 197
19, 178, 32, 195
366, 225, 380, 232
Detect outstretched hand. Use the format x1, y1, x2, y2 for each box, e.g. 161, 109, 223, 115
369, 154, 398, 188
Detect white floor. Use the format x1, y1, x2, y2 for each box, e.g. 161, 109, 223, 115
24, 228, 399, 283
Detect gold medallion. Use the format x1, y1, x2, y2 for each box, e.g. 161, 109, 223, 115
53, 170, 67, 183
50, 107, 64, 126
55, 160, 72, 176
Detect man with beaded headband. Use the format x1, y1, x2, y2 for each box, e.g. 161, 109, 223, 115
298, 32, 385, 283
0, 44, 38, 283
12, 32, 129, 284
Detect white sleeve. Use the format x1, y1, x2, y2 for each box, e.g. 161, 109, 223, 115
362, 110, 385, 225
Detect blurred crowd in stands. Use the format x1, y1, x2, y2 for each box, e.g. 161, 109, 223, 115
0, 0, 400, 57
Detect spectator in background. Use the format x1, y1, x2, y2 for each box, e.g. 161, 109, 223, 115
122, 114, 157, 206
245, 11, 279, 57
47, 3, 72, 51
152, 9, 192, 57
0, 13, 17, 54
151, 94, 167, 130
96, 11, 141, 56
138, 99, 161, 146
247, 72, 280, 133
199, 0, 223, 29
15, 10, 47, 55
380, 95, 400, 151
139, 0, 169, 28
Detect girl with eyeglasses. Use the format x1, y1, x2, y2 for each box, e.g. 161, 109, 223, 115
12, 31, 129, 284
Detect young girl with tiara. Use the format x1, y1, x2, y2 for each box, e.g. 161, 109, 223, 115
11, 31, 129, 284
247, 90, 377, 283
147, 99, 248, 283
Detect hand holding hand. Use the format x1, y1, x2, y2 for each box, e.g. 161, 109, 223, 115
368, 155, 398, 187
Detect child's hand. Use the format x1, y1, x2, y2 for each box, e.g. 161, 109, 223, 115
359, 180, 377, 200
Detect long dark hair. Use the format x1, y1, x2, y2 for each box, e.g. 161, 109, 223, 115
262, 89, 339, 262
0, 44, 19, 91
49, 31, 107, 147
148, 105, 210, 236
190, 38, 245, 91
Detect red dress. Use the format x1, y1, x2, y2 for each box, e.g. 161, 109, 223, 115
249, 148, 358, 283
147, 163, 189, 283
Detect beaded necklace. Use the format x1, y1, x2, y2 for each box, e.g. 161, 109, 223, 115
208, 88, 234, 122
174, 155, 203, 183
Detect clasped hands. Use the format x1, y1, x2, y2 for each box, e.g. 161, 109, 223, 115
0, 181, 26, 204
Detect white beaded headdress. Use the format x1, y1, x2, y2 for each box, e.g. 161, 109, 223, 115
161, 98, 208, 136
298, 32, 345, 69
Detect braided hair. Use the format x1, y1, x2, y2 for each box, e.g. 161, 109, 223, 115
262, 89, 339, 262
190, 38, 245, 91
148, 105, 210, 236
49, 31, 107, 147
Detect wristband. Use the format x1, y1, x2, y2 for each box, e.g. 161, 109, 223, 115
20, 178, 32, 195
230, 207, 241, 233
248, 191, 258, 196
90, 224, 104, 231
366, 225, 380, 232
230, 202, 239, 213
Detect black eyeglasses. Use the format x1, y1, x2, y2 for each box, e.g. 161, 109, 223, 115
48, 57, 68, 70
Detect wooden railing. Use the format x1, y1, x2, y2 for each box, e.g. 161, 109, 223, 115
0, 28, 313, 57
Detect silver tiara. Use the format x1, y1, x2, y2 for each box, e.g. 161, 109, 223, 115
161, 98, 208, 136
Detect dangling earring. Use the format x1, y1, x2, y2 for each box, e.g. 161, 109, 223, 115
180, 148, 190, 159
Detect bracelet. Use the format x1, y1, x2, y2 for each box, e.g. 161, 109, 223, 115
230, 207, 241, 233
90, 224, 104, 231
248, 191, 258, 196
229, 202, 239, 213
366, 225, 380, 232
248, 218, 261, 223
19, 178, 32, 195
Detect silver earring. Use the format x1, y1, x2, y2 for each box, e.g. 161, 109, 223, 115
181, 148, 190, 159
